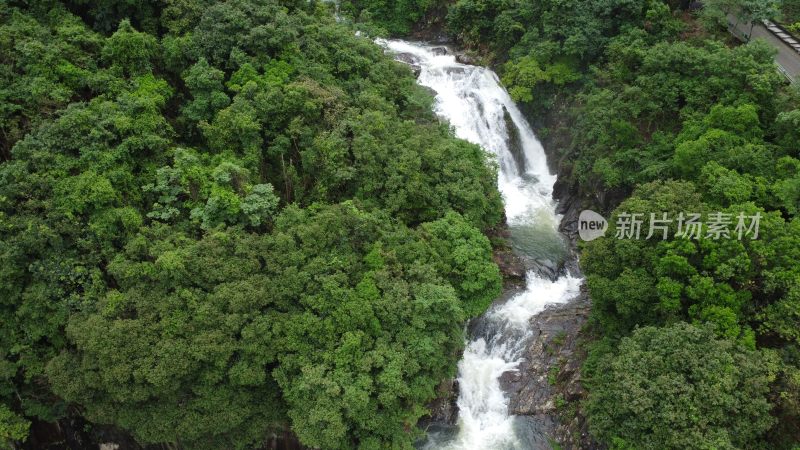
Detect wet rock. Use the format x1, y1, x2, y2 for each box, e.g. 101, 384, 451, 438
443, 66, 466, 75
393, 52, 422, 77
506, 294, 590, 413
514, 415, 561, 450
503, 107, 528, 175
421, 379, 459, 426
394, 52, 420, 65
502, 288, 600, 449
493, 248, 526, 286
524, 257, 560, 281
455, 53, 477, 65
430, 34, 452, 45
500, 370, 522, 384
430, 46, 449, 56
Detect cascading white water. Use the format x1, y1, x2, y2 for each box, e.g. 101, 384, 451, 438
378, 40, 583, 450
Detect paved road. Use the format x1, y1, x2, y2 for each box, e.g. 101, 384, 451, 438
728, 14, 800, 83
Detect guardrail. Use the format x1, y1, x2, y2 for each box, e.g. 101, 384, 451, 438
775, 62, 796, 84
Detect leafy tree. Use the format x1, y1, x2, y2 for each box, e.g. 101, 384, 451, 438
773, 157, 800, 216
267, 204, 474, 449
340, 0, 441, 35
61, 0, 161, 33
502, 55, 579, 103
161, 0, 214, 34
446, 0, 652, 59
703, 0, 782, 37
101, 19, 159, 77
418, 211, 502, 316
0, 405, 29, 443
181, 58, 230, 125
582, 180, 799, 344
0, 2, 103, 160
585, 323, 778, 450
44, 202, 497, 449
46, 226, 288, 449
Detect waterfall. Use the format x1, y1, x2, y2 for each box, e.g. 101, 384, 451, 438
378, 40, 583, 450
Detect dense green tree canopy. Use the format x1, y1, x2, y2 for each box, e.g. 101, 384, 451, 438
582, 181, 800, 345
0, 0, 503, 447
585, 323, 778, 449
45, 204, 492, 448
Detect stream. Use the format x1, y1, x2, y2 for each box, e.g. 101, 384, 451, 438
378, 40, 583, 450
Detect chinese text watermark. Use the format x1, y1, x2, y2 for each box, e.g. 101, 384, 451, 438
578, 210, 761, 241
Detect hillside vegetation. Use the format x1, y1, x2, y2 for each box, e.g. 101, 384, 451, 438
0, 1, 504, 448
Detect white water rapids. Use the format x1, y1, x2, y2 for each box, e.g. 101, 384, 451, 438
378, 40, 583, 449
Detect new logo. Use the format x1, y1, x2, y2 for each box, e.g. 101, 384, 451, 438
578, 210, 608, 241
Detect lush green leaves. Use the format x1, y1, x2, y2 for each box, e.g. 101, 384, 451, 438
0, 1, 503, 447
585, 323, 778, 449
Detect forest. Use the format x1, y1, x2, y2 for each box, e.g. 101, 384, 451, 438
2, 0, 800, 449
0, 0, 504, 448
343, 0, 800, 448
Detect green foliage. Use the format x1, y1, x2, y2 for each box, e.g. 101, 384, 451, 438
0, 1, 104, 159
447, 0, 653, 59
0, 404, 30, 443
341, 0, 439, 36
61, 0, 161, 33
702, 0, 781, 33
783, 0, 800, 23
46, 226, 287, 449
418, 212, 502, 317
570, 38, 800, 382
101, 19, 159, 76
582, 181, 799, 343
585, 323, 778, 449
182, 58, 230, 125
44, 203, 484, 448
161, 0, 214, 34
569, 39, 785, 194
772, 346, 800, 446
502, 56, 579, 103
0, 1, 503, 448
267, 204, 472, 449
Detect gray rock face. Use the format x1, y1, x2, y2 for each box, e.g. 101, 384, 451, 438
500, 288, 599, 449
430, 46, 449, 56
428, 34, 452, 45
494, 247, 527, 286
504, 290, 588, 413
420, 378, 459, 430
525, 257, 560, 281
394, 52, 422, 77
455, 53, 477, 65
394, 52, 419, 65
430, 379, 459, 424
